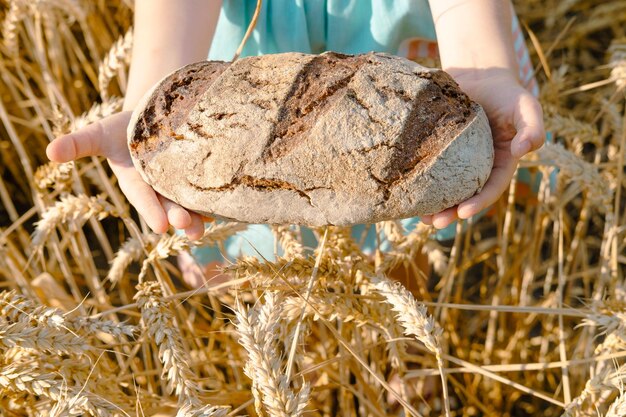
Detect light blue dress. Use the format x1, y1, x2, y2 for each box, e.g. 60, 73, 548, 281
209, 0, 436, 60
186, 0, 536, 265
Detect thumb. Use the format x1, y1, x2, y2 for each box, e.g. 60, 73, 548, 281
510, 93, 545, 158
46, 111, 132, 162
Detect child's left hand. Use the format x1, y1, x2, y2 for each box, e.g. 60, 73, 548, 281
421, 67, 545, 229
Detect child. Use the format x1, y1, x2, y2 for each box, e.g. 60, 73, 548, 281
46, 0, 544, 288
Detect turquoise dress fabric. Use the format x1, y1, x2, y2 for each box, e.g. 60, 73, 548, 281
208, 0, 436, 60
188, 1, 455, 265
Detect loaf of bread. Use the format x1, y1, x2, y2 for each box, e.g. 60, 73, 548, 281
127, 52, 493, 226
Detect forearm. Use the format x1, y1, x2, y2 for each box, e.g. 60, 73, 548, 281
124, 0, 222, 110
428, 0, 517, 77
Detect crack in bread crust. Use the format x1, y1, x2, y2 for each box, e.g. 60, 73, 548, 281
187, 175, 331, 207
129, 61, 230, 154
262, 52, 366, 161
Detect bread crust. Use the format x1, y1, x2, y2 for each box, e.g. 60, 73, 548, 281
128, 52, 494, 226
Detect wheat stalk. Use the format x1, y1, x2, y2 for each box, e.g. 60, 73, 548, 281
606, 391, 626, 417
377, 223, 434, 272
545, 108, 601, 152
44, 0, 87, 21
609, 38, 626, 91
380, 220, 406, 246
224, 255, 337, 280
136, 222, 249, 283
70, 316, 137, 339
281, 293, 371, 326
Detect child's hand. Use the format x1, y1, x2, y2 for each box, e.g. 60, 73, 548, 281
46, 111, 207, 239
421, 68, 545, 229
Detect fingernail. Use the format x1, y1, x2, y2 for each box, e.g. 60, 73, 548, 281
433, 218, 448, 229
516, 140, 532, 157
457, 208, 471, 219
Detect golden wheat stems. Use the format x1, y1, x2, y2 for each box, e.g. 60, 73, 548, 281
373, 276, 450, 417
134, 281, 228, 416
232, 0, 262, 61
281, 294, 370, 325
234, 292, 310, 417
71, 316, 137, 339
380, 220, 406, 246
377, 223, 433, 273
195, 222, 248, 246
544, 109, 601, 153
46, 0, 87, 21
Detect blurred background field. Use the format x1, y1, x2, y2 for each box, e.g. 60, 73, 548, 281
0, 0, 625, 416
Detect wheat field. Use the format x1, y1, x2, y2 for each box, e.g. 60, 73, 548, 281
0, 1, 625, 416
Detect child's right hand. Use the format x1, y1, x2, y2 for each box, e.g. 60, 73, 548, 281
46, 111, 207, 240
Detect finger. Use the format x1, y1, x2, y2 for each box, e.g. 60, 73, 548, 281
511, 94, 545, 158
432, 206, 458, 229
420, 215, 433, 225
457, 159, 518, 219
112, 163, 169, 234
184, 212, 206, 241
46, 112, 132, 162
158, 195, 192, 230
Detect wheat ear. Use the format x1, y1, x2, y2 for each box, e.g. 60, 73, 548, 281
107, 233, 160, 286
34, 161, 75, 193
373, 276, 450, 417
2, 0, 27, 56
72, 96, 124, 131
234, 292, 310, 417
134, 281, 228, 416
31, 194, 121, 251
272, 225, 305, 258
98, 28, 133, 101
0, 290, 89, 355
